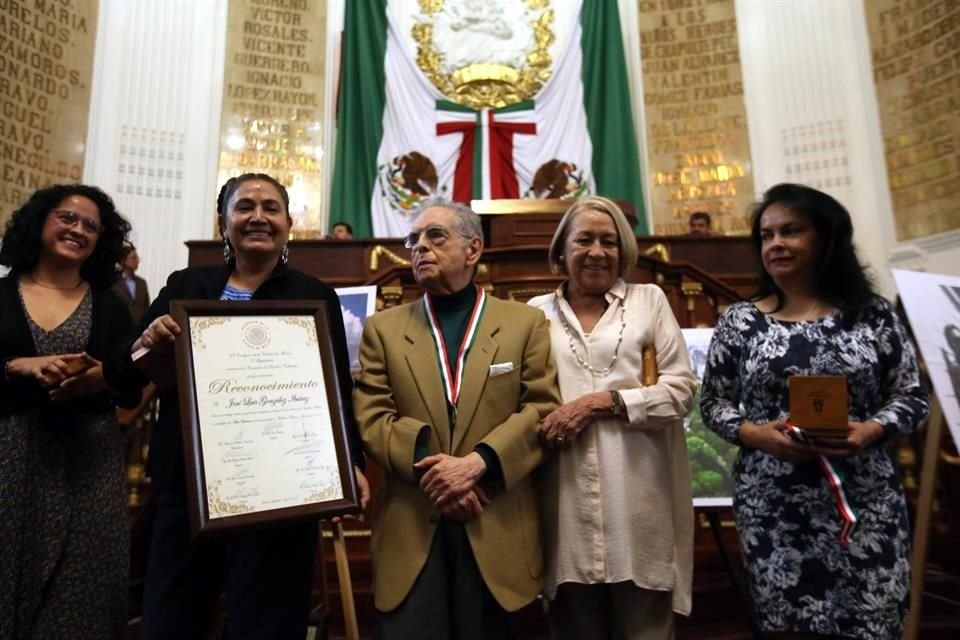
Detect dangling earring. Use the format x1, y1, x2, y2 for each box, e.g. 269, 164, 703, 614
223, 239, 233, 263
281, 244, 289, 265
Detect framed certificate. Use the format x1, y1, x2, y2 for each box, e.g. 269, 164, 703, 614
170, 300, 359, 538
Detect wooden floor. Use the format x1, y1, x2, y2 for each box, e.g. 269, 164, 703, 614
324, 566, 960, 640
125, 567, 959, 640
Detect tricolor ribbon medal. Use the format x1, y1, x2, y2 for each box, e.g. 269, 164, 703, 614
785, 422, 858, 545
423, 286, 487, 425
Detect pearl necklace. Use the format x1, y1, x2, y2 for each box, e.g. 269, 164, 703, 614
554, 292, 626, 376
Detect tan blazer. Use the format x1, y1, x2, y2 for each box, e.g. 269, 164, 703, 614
354, 294, 560, 613
111, 274, 150, 325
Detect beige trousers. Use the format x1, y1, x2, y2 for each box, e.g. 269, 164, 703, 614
547, 582, 675, 640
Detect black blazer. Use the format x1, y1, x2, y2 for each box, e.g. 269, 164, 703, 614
0, 275, 138, 417
105, 262, 364, 494
111, 274, 151, 325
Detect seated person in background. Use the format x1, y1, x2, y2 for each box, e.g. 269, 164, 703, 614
687, 211, 713, 236
111, 241, 150, 325
329, 221, 353, 240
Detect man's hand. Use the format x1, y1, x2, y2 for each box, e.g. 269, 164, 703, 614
416, 452, 486, 506
739, 420, 816, 462
438, 486, 490, 522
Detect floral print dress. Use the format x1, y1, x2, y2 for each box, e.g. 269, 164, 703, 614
0, 288, 127, 639
700, 297, 928, 639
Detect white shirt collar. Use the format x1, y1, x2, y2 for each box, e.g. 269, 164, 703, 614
554, 278, 627, 304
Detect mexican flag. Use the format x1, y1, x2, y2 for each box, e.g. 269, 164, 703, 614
331, 0, 646, 238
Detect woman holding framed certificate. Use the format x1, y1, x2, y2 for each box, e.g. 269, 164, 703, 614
108, 173, 368, 640
700, 184, 929, 640
0, 184, 136, 639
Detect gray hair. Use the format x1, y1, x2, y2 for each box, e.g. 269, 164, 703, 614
414, 196, 484, 244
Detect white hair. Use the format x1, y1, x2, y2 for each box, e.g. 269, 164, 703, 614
413, 197, 484, 244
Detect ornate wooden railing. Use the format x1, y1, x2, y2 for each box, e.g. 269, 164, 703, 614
360, 245, 742, 329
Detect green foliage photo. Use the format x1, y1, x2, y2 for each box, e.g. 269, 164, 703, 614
686, 388, 738, 498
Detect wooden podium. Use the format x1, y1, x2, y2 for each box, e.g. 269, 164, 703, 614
471, 198, 638, 247
186, 199, 756, 325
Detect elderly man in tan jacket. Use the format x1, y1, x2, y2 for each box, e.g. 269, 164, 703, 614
354, 198, 560, 639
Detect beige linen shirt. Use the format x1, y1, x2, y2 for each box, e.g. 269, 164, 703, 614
528, 280, 696, 615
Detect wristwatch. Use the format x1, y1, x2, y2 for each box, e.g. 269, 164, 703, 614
609, 390, 624, 416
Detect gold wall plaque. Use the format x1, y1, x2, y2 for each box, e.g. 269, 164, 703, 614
637, 0, 754, 236
217, 0, 327, 238
865, 0, 960, 241
0, 0, 99, 227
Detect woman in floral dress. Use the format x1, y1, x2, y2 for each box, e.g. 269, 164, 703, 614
700, 183, 928, 639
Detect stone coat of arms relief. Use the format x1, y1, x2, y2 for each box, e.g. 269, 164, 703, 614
412, 0, 555, 110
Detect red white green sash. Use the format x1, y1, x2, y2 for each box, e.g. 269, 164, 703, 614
422, 286, 487, 418
785, 422, 858, 545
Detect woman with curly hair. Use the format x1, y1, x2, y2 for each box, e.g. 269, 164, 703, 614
700, 183, 929, 639
0, 184, 137, 639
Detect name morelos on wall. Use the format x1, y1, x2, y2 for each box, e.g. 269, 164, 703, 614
0, 0, 98, 222
638, 0, 754, 236
217, 0, 328, 237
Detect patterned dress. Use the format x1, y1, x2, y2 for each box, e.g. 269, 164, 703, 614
699, 297, 928, 639
0, 288, 128, 639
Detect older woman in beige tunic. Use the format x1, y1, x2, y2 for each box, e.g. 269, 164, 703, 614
528, 196, 696, 640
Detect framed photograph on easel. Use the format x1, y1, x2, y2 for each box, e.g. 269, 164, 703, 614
682, 328, 738, 508
335, 285, 378, 374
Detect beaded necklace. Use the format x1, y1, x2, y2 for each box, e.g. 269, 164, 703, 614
554, 291, 626, 376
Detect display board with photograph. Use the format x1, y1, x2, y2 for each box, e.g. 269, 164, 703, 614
335, 286, 379, 373
892, 270, 960, 449
683, 328, 738, 508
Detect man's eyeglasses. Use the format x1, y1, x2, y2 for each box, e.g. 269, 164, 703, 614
50, 209, 103, 235
403, 225, 453, 250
